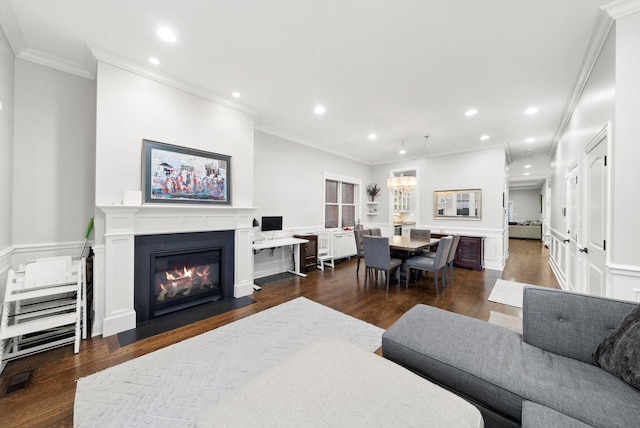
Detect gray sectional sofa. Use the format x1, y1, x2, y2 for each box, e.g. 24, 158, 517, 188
382, 287, 640, 427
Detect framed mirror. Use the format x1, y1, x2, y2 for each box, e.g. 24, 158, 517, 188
434, 189, 482, 219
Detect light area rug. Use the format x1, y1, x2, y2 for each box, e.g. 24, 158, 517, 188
74, 297, 384, 428
488, 279, 540, 308
488, 311, 523, 334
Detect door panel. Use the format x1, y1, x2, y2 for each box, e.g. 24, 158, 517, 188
585, 133, 608, 297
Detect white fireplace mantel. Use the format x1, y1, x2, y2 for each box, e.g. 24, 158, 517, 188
93, 204, 256, 337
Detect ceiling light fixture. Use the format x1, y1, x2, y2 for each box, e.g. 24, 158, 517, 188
524, 165, 532, 169
368, 133, 377, 140
148, 57, 160, 65
157, 27, 177, 43
232, 92, 240, 98
524, 172, 531, 176
314, 105, 325, 115
387, 176, 417, 194
465, 109, 478, 117
525, 106, 539, 115
525, 137, 535, 143
387, 139, 417, 195
480, 135, 490, 141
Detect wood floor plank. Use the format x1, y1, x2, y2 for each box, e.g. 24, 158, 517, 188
0, 239, 558, 427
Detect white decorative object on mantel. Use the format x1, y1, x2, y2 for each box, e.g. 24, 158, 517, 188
92, 204, 256, 337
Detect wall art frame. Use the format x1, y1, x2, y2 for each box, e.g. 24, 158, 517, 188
142, 139, 231, 205
434, 189, 482, 219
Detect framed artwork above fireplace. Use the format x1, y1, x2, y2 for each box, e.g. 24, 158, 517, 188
142, 139, 231, 205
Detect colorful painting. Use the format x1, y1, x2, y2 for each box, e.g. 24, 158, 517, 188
143, 139, 231, 204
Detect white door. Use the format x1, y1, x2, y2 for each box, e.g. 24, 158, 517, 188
583, 127, 609, 297
565, 162, 579, 292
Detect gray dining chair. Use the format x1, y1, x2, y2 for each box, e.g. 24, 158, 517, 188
445, 235, 460, 284
362, 235, 403, 294
354, 229, 372, 274
404, 236, 453, 293
409, 228, 431, 240
409, 228, 431, 256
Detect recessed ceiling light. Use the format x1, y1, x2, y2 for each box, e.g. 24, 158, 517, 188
399, 149, 407, 155
525, 106, 539, 115
368, 133, 377, 140
465, 109, 478, 117
232, 92, 240, 98
524, 165, 532, 169
148, 57, 160, 65
480, 135, 490, 141
314, 105, 326, 115
157, 27, 177, 43
525, 137, 535, 143
524, 172, 531, 176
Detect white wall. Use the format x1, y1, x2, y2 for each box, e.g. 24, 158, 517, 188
0, 26, 15, 296
95, 62, 254, 210
509, 189, 541, 223
253, 131, 371, 229
13, 59, 96, 247
610, 11, 640, 300
0, 28, 14, 252
550, 30, 615, 238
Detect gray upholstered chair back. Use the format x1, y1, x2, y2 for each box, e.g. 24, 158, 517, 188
434, 236, 453, 269
410, 228, 431, 240
354, 229, 371, 255
369, 228, 382, 236
362, 235, 391, 270
446, 235, 460, 264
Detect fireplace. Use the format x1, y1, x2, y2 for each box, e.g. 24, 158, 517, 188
134, 230, 235, 323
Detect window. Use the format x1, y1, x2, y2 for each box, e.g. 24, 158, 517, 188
325, 179, 357, 228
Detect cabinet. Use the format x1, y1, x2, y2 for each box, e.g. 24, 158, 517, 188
330, 231, 357, 260
431, 234, 484, 271
294, 234, 317, 272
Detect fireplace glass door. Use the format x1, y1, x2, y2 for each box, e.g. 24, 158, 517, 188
152, 249, 222, 317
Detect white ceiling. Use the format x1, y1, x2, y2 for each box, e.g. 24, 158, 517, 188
0, 0, 612, 186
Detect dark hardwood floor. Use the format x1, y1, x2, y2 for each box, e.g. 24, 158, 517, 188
0, 238, 558, 427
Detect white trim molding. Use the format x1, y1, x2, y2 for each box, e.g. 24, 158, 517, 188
602, 0, 640, 19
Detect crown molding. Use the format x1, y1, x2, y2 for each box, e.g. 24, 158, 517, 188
548, 12, 614, 158
601, 0, 640, 19
254, 124, 370, 165
91, 47, 256, 117
0, 1, 26, 55
19, 48, 93, 79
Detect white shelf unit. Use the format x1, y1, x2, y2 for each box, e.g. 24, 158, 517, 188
366, 201, 379, 216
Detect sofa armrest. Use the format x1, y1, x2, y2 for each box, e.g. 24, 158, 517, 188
522, 287, 637, 364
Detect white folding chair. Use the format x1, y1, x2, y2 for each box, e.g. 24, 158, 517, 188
1, 258, 85, 374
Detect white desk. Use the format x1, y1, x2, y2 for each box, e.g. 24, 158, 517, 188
252, 237, 309, 278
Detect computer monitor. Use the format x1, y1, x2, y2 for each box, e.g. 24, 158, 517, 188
261, 216, 283, 232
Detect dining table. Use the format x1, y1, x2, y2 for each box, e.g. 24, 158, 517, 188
388, 235, 440, 252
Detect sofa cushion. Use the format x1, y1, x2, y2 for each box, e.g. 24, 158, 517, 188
521, 401, 592, 428
382, 304, 640, 428
522, 287, 637, 364
593, 304, 640, 390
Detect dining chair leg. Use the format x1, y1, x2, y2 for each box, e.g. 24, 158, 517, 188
385, 269, 391, 294
405, 265, 410, 287
434, 271, 439, 294
357, 257, 361, 274
364, 267, 368, 289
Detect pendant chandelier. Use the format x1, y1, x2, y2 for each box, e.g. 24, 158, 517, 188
387, 138, 417, 194
387, 175, 417, 193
